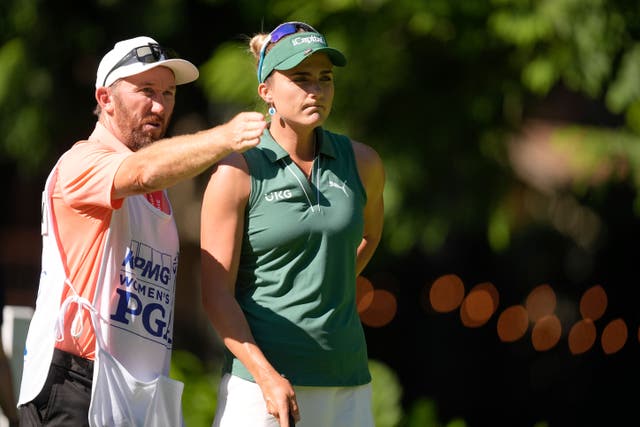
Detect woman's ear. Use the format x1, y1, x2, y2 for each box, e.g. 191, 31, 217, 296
258, 82, 272, 104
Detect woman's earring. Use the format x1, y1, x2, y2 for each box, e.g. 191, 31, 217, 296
268, 106, 276, 116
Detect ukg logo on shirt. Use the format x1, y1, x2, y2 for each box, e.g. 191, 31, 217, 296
110, 241, 178, 347
264, 189, 293, 202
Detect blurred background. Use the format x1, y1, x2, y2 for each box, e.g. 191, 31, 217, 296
2, 0, 640, 426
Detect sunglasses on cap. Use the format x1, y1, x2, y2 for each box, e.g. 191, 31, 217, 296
257, 21, 319, 82
102, 43, 178, 87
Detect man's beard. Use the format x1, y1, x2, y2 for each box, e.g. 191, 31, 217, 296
127, 125, 163, 151
114, 95, 168, 151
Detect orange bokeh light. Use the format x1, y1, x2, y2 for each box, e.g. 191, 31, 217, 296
497, 305, 529, 342
531, 314, 562, 351
579, 285, 607, 321
568, 319, 596, 355
356, 276, 375, 313
460, 283, 498, 328
424, 274, 637, 356
429, 274, 465, 313
601, 318, 627, 355
360, 289, 397, 328
526, 284, 556, 322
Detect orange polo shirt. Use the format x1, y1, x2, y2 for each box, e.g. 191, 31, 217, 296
52, 122, 132, 360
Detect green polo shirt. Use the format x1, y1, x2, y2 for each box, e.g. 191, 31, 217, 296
223, 127, 371, 386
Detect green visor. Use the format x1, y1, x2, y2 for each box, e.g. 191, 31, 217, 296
258, 32, 346, 83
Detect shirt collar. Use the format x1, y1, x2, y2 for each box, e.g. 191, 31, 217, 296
259, 126, 337, 163
88, 121, 134, 153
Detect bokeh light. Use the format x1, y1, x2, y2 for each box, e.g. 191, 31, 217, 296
601, 318, 627, 355
526, 284, 556, 322
579, 285, 607, 321
426, 274, 634, 355
568, 319, 596, 355
356, 275, 375, 313
531, 314, 562, 351
360, 289, 397, 328
460, 282, 498, 328
497, 305, 529, 342
429, 274, 465, 313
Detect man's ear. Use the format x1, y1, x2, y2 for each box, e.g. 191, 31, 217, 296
95, 87, 114, 112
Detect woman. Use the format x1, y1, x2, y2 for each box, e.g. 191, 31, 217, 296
200, 21, 385, 427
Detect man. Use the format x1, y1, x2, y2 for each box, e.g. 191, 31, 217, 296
17, 36, 266, 426
0, 285, 19, 427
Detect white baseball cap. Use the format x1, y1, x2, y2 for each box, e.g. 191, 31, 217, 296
95, 36, 199, 88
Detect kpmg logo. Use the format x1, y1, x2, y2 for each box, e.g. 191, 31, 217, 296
110, 241, 178, 347
121, 246, 173, 285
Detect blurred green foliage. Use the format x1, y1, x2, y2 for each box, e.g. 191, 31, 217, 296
3, 2, 640, 423
397, 396, 472, 427
369, 358, 404, 427
2, 0, 640, 256
170, 350, 220, 427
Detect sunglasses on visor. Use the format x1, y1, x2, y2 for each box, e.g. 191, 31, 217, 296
257, 21, 319, 82
102, 43, 178, 86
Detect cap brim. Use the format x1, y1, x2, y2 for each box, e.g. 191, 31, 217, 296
105, 58, 199, 87
274, 47, 347, 72
156, 58, 200, 85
